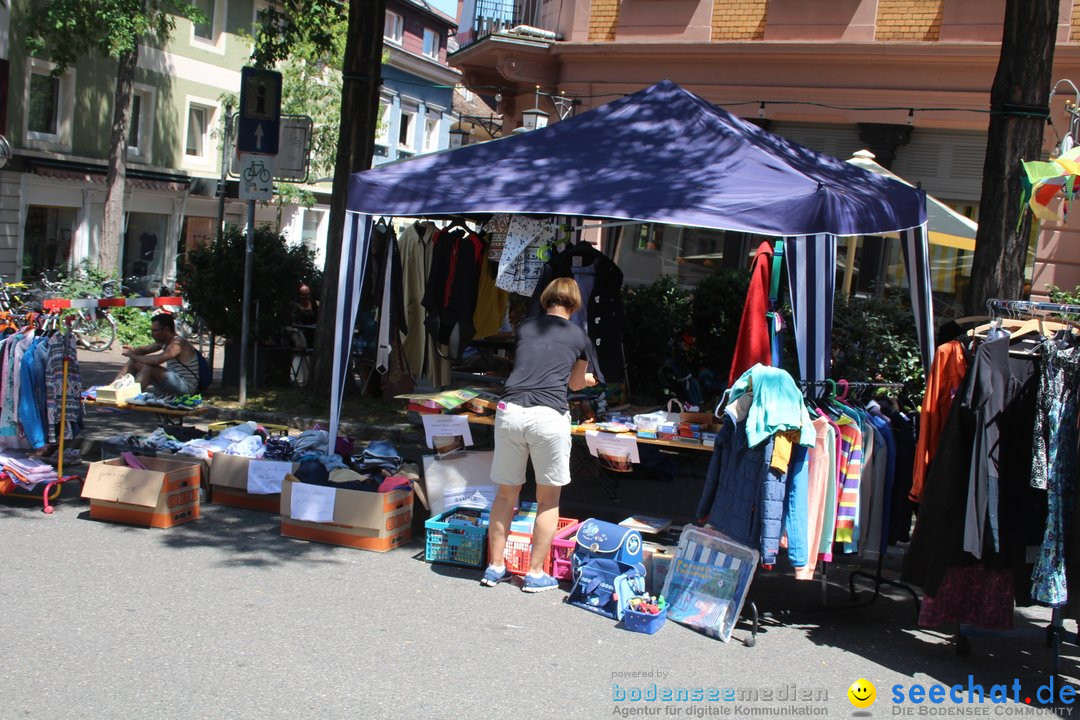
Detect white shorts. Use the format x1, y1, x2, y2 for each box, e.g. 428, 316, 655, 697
490, 401, 572, 487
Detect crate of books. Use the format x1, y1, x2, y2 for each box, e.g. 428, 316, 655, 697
504, 502, 578, 576
425, 506, 489, 569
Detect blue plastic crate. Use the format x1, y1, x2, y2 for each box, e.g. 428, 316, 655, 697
424, 507, 489, 568
622, 606, 667, 635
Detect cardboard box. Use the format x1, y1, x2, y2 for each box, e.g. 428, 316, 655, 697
95, 382, 142, 405
279, 476, 413, 552
209, 454, 298, 512
81, 456, 203, 528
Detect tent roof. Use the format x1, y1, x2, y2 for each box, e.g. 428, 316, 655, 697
347, 80, 926, 237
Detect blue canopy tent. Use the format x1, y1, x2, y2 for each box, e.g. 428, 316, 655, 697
329, 80, 931, 444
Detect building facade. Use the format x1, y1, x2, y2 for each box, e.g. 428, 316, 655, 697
0, 0, 460, 293
376, 0, 461, 165
451, 0, 1080, 310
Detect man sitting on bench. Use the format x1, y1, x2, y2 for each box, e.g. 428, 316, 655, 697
115, 313, 200, 398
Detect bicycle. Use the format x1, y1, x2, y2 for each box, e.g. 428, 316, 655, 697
32, 275, 117, 352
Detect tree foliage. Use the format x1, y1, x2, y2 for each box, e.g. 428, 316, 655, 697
830, 295, 924, 407
177, 224, 321, 343
22, 0, 202, 71
250, 0, 346, 69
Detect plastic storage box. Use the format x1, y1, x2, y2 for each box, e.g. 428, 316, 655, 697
660, 525, 758, 642
504, 516, 578, 576
550, 521, 582, 581
425, 507, 489, 568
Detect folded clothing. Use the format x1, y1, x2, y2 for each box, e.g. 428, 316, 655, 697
6, 457, 55, 476
377, 476, 411, 493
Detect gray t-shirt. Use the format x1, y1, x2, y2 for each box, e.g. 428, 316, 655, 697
502, 314, 591, 413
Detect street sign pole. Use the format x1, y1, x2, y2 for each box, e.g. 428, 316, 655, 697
236, 67, 282, 407
239, 199, 255, 405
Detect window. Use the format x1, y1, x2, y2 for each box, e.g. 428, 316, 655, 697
185, 103, 211, 158
23, 206, 77, 278
301, 209, 324, 253
128, 94, 142, 149
384, 11, 403, 44
28, 72, 59, 136
123, 212, 171, 295
193, 0, 215, 39
25, 59, 74, 149
424, 116, 439, 152
423, 28, 440, 59
398, 110, 414, 149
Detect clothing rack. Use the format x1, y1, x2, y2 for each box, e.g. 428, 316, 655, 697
953, 298, 1077, 676
796, 378, 921, 619
987, 298, 1080, 316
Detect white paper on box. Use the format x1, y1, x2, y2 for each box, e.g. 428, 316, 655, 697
421, 414, 473, 448
289, 482, 337, 522
247, 460, 291, 494
584, 430, 640, 463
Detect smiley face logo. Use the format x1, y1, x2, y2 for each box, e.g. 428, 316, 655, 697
847, 679, 876, 709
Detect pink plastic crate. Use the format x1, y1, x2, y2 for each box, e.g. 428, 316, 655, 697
504, 517, 577, 576
550, 520, 583, 581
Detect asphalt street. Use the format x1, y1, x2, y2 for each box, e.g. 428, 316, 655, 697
0, 348, 1077, 719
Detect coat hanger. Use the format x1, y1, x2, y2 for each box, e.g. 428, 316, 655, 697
836, 378, 850, 403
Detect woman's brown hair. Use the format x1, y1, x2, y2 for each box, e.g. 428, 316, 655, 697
539, 277, 582, 314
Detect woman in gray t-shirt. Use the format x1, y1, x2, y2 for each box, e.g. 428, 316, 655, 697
481, 277, 597, 593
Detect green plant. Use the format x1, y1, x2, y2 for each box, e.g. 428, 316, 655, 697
830, 295, 924, 407
685, 269, 751, 395
621, 276, 692, 404
177, 223, 321, 343
111, 306, 154, 346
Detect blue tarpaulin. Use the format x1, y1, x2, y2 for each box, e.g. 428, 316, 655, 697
347, 80, 926, 237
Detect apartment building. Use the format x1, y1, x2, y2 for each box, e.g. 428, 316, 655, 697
0, 0, 460, 291
451, 0, 1080, 309
377, 0, 461, 165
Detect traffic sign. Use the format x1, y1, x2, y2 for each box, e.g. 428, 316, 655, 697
238, 153, 275, 200
230, 114, 312, 182
237, 67, 282, 155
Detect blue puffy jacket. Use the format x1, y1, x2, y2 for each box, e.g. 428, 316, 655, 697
695, 414, 788, 564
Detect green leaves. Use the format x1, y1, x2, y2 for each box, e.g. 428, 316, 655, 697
177, 224, 322, 343
830, 295, 924, 406
249, 0, 346, 69
20, 0, 202, 70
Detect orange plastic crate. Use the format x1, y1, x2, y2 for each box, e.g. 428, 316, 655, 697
503, 517, 577, 576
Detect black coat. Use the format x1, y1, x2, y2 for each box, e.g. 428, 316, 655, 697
529, 243, 624, 384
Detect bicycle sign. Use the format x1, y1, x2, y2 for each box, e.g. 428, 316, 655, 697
239, 152, 274, 201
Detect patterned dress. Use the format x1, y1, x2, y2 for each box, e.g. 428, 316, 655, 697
1030, 340, 1080, 606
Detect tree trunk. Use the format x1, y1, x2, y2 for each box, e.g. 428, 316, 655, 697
101, 45, 138, 275
966, 0, 1059, 313
310, 0, 384, 394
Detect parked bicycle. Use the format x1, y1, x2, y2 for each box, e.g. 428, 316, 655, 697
31, 275, 117, 352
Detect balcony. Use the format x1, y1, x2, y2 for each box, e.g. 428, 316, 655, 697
458, 0, 560, 51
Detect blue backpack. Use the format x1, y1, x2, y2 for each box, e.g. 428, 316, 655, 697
195, 351, 212, 392
567, 519, 647, 621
